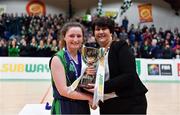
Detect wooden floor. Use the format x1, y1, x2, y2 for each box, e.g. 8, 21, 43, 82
0, 80, 180, 115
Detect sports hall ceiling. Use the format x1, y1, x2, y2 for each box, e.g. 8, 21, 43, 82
45, 0, 121, 12
45, 0, 180, 12
164, 0, 180, 11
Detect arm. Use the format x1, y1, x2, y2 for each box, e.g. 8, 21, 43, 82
104, 41, 137, 93
51, 56, 93, 103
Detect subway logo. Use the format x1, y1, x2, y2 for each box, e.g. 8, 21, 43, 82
0, 64, 50, 73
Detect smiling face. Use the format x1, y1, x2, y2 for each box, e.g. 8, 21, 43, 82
64, 27, 83, 51
94, 26, 112, 47
92, 17, 114, 47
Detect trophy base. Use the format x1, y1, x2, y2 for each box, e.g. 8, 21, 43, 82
78, 84, 94, 89
79, 76, 95, 89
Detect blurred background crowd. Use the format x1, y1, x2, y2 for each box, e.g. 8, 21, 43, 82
0, 13, 180, 59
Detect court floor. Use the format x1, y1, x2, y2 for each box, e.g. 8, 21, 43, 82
0, 80, 180, 115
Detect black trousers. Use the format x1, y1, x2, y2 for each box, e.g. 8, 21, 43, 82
99, 94, 147, 114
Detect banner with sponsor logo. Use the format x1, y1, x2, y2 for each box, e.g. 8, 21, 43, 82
26, 0, 46, 16
137, 59, 180, 81
0, 57, 180, 81
138, 3, 153, 23
0, 57, 50, 79
104, 11, 118, 18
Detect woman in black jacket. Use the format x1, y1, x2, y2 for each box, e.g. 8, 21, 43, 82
92, 17, 148, 114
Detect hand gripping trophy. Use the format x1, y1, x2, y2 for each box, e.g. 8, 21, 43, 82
79, 42, 100, 88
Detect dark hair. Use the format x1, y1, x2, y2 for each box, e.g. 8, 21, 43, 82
92, 16, 115, 35
60, 21, 85, 48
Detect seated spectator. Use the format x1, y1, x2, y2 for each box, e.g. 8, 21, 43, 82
8, 38, 20, 57
29, 36, 38, 57
131, 41, 141, 58
140, 40, 151, 58
36, 39, 47, 57
173, 45, 180, 58
162, 44, 174, 59
149, 39, 163, 59
19, 38, 30, 56
0, 39, 8, 56
50, 39, 58, 56
45, 37, 52, 57
119, 27, 128, 40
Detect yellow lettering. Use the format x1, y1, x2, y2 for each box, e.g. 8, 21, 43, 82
18, 64, 24, 72
0, 64, 25, 72
0, 64, 9, 72
10, 64, 17, 72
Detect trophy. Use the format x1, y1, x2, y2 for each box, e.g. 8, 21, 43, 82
79, 42, 100, 88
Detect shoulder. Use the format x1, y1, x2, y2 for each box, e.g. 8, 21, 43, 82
49, 49, 65, 69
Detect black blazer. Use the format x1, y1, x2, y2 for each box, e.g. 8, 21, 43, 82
104, 40, 148, 98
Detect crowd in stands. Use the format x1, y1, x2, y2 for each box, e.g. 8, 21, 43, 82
0, 13, 65, 57
0, 13, 180, 59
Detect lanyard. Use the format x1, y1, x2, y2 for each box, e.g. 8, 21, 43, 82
99, 47, 110, 59
65, 49, 81, 78
105, 47, 110, 56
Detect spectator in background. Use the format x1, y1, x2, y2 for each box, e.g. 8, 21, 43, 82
29, 36, 37, 57
122, 16, 129, 32
119, 27, 128, 40
50, 39, 58, 56
0, 18, 5, 38
19, 38, 30, 56
36, 39, 46, 57
8, 38, 20, 56
125, 39, 134, 55
86, 35, 96, 43
149, 24, 156, 34
165, 32, 173, 46
57, 39, 63, 50
158, 27, 165, 39
149, 39, 161, 58
114, 23, 121, 38
162, 42, 174, 59
142, 27, 152, 44
140, 39, 151, 58
131, 41, 141, 58
0, 39, 8, 56
174, 27, 179, 36
45, 37, 52, 57
172, 35, 180, 48
20, 26, 27, 37
173, 45, 180, 58
129, 24, 136, 44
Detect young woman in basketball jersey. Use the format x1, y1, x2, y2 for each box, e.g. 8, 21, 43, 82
49, 22, 94, 114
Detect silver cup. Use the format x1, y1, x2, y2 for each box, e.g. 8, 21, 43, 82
79, 43, 100, 88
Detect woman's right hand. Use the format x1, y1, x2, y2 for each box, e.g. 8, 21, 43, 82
85, 66, 96, 76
